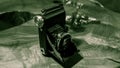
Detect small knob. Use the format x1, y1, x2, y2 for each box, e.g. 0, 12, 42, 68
34, 16, 44, 28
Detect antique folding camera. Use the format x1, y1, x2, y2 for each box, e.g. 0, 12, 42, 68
34, 4, 82, 67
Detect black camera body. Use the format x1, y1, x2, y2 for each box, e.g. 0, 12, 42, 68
34, 4, 82, 67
